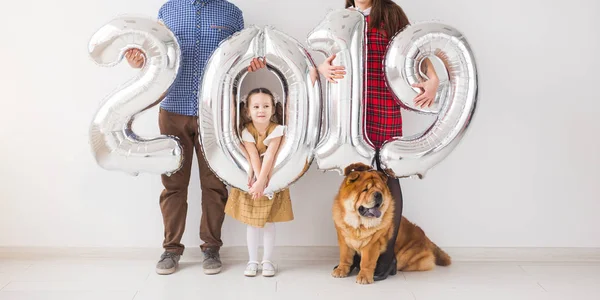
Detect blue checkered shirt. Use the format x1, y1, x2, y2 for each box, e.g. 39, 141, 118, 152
158, 0, 244, 116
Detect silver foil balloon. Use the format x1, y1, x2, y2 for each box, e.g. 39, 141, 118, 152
380, 22, 478, 178
307, 9, 376, 175
88, 16, 183, 176
198, 26, 322, 194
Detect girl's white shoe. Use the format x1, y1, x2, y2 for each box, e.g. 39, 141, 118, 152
244, 261, 259, 277
261, 260, 276, 277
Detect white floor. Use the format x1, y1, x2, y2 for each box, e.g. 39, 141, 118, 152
1, 248, 599, 300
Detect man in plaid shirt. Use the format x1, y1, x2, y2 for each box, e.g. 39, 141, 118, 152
126, 0, 265, 275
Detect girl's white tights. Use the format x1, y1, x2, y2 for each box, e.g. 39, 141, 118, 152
262, 223, 276, 262
246, 225, 260, 263
247, 223, 276, 263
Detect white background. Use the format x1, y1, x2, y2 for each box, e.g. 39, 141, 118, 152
0, 0, 598, 249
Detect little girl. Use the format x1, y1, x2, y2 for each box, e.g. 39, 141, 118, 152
224, 87, 294, 277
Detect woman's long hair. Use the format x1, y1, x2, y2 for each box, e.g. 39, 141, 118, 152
345, 0, 410, 38
239, 87, 284, 133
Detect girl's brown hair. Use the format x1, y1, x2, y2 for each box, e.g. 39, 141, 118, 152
239, 88, 284, 133
345, 0, 410, 38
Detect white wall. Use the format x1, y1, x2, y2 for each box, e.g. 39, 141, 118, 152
1, 0, 599, 249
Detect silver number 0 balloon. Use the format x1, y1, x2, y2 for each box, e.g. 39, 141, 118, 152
198, 26, 322, 195
380, 22, 478, 178
88, 16, 183, 176
307, 9, 376, 175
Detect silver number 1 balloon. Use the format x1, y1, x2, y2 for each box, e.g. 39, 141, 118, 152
307, 9, 376, 175
199, 26, 322, 195
88, 16, 183, 176
380, 22, 478, 178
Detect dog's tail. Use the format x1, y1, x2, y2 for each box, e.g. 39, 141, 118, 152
431, 243, 452, 266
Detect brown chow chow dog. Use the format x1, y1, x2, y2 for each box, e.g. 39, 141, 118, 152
332, 163, 451, 284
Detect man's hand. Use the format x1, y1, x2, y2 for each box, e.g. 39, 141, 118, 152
125, 49, 145, 69
248, 57, 266, 72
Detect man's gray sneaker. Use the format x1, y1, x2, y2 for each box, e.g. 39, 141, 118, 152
156, 251, 180, 275
202, 248, 222, 275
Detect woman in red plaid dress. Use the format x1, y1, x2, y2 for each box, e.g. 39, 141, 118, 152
318, 0, 440, 281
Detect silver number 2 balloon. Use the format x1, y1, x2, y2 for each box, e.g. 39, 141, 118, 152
307, 9, 376, 175
88, 16, 183, 176
198, 26, 322, 195
380, 22, 478, 178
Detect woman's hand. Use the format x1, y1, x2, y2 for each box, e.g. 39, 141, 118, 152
317, 54, 346, 83
412, 77, 439, 108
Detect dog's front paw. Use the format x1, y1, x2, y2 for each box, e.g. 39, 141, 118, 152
332, 265, 350, 278
356, 271, 374, 284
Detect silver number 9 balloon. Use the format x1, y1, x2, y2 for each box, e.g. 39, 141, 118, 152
88, 16, 183, 176
199, 26, 322, 194
307, 9, 376, 175
380, 22, 478, 178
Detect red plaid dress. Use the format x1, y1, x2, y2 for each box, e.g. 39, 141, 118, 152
364, 15, 403, 149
